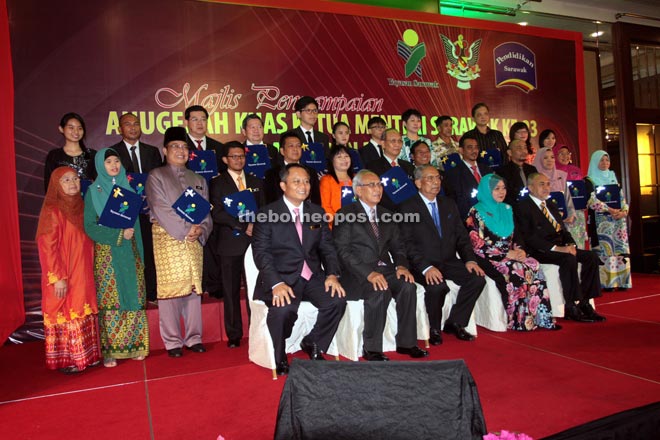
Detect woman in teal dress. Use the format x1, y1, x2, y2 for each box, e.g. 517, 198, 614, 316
84, 148, 149, 367
585, 150, 632, 290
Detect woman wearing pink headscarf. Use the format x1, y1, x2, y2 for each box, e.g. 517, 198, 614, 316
533, 147, 588, 249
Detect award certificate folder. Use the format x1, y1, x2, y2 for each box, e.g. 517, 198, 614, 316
380, 166, 417, 205
441, 153, 462, 169
567, 180, 587, 210
300, 142, 326, 173
172, 187, 212, 224
222, 190, 258, 222
595, 184, 622, 209
188, 149, 218, 181
340, 186, 357, 207
244, 144, 272, 179
348, 148, 363, 173
127, 172, 149, 213
548, 191, 568, 219
98, 185, 142, 229
479, 148, 502, 170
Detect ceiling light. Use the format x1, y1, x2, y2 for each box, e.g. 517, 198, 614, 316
590, 31, 604, 37
518, 22, 528, 26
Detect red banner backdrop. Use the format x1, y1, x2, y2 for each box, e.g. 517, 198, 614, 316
7, 0, 585, 339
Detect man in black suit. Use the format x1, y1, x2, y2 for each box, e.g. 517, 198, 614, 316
359, 116, 387, 166
109, 112, 163, 301
253, 164, 346, 375
185, 104, 225, 297
515, 173, 605, 323
334, 169, 428, 361
462, 102, 508, 160
444, 133, 492, 221
366, 128, 415, 211
497, 139, 538, 206
209, 141, 265, 348
293, 96, 330, 155
241, 113, 280, 167
400, 165, 486, 344
263, 131, 321, 205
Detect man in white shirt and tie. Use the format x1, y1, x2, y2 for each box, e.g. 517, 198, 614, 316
293, 96, 330, 156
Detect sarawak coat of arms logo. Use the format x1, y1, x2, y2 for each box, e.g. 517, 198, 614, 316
440, 34, 482, 90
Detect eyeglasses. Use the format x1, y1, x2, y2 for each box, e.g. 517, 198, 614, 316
301, 108, 319, 114
227, 155, 246, 160
168, 144, 188, 150
357, 182, 383, 188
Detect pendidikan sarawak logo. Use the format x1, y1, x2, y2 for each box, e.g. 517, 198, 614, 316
440, 34, 482, 90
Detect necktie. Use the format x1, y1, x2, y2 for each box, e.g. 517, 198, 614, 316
305, 131, 313, 144
130, 145, 140, 173
195, 139, 203, 150
541, 201, 561, 232
237, 175, 245, 191
391, 159, 398, 167
429, 201, 442, 237
519, 166, 527, 186
293, 207, 313, 280
377, 144, 383, 157
369, 208, 379, 240
471, 165, 481, 183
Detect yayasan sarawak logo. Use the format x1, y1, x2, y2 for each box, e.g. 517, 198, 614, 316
397, 29, 427, 78
440, 34, 482, 90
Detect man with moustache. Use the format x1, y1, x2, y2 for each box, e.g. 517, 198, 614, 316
108, 112, 162, 301
252, 164, 346, 375
431, 115, 460, 169
241, 113, 280, 166
497, 139, 538, 206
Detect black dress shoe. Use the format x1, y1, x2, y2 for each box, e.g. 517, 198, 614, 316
185, 343, 207, 353
300, 340, 326, 360
564, 304, 595, 323
167, 348, 183, 358
429, 329, 443, 346
276, 360, 289, 376
362, 349, 389, 361
443, 322, 476, 341
227, 339, 241, 348
579, 303, 606, 322
396, 346, 429, 358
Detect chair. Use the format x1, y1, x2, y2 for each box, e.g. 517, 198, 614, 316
540, 263, 594, 318
244, 245, 338, 379
473, 276, 509, 332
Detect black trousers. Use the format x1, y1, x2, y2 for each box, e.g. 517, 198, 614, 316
362, 271, 417, 353
202, 230, 222, 296
419, 259, 485, 330
265, 274, 346, 364
139, 214, 157, 301
219, 254, 247, 341
532, 248, 601, 302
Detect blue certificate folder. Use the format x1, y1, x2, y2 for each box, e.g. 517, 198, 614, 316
595, 184, 622, 210
347, 148, 363, 173
479, 148, 502, 170
441, 153, 462, 169
127, 173, 149, 213
567, 180, 587, 210
188, 149, 218, 181
341, 186, 357, 207
381, 166, 417, 205
222, 190, 258, 221
172, 187, 211, 224
300, 142, 326, 173
244, 144, 272, 179
548, 191, 568, 219
97, 185, 142, 229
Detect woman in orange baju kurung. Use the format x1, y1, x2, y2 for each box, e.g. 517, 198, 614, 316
36, 166, 100, 373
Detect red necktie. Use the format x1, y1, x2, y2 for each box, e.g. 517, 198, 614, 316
391, 160, 398, 167
471, 165, 481, 183
195, 139, 203, 150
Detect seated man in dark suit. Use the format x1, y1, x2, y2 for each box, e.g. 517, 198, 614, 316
209, 141, 265, 348
109, 112, 163, 301
515, 173, 605, 323
443, 133, 491, 221
366, 128, 415, 211
241, 113, 280, 166
334, 169, 428, 361
359, 116, 387, 166
400, 165, 486, 344
252, 164, 346, 375
293, 96, 330, 155
497, 139, 537, 206
263, 131, 321, 204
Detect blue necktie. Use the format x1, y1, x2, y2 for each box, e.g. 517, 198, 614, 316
429, 201, 442, 237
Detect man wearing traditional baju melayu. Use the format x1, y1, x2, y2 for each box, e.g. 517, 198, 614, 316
145, 127, 213, 358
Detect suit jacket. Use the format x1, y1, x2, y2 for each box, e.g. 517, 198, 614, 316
514, 196, 576, 254
333, 202, 409, 300
399, 193, 477, 276
109, 140, 162, 174
187, 135, 226, 173
252, 199, 339, 300
359, 141, 382, 166
497, 162, 538, 206
443, 161, 491, 221
366, 156, 416, 211
294, 127, 330, 156
263, 163, 321, 205
209, 171, 265, 256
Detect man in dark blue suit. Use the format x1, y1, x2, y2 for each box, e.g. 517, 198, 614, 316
252, 164, 346, 375
399, 165, 485, 344
443, 133, 491, 221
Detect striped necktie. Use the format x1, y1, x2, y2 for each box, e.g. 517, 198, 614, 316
541, 201, 561, 232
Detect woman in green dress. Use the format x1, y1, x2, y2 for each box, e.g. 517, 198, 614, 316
84, 148, 149, 367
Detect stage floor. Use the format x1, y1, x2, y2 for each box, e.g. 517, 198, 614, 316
1, 274, 659, 439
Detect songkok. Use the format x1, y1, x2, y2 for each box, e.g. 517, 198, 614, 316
164, 126, 188, 147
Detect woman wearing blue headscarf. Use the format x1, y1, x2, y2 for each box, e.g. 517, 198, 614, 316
466, 173, 558, 331
585, 150, 631, 290
84, 148, 149, 367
